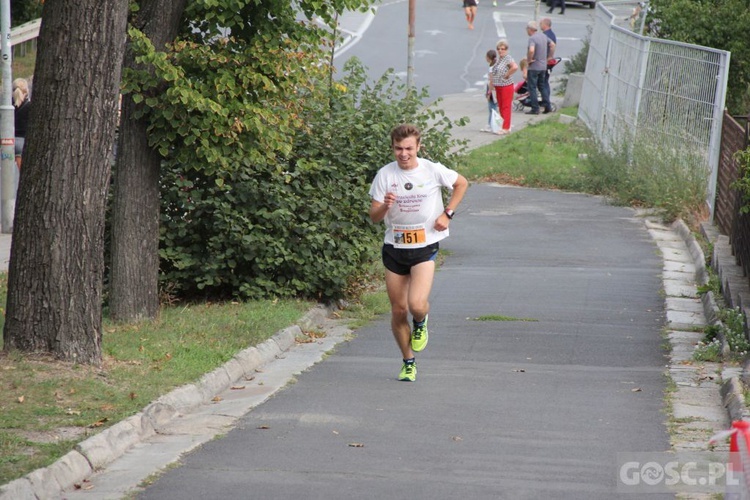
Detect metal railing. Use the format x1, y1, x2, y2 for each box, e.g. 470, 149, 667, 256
579, 3, 730, 217
10, 18, 40, 59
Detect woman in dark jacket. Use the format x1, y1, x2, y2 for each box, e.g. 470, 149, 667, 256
13, 78, 30, 169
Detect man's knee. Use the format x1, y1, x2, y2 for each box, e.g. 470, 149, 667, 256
408, 299, 429, 318
391, 304, 409, 320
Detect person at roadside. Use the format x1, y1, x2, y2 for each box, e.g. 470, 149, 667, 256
368, 124, 469, 382
546, 0, 565, 15
463, 0, 478, 30
540, 17, 557, 44
491, 39, 518, 135
539, 18, 557, 107
13, 78, 30, 169
525, 20, 555, 115
482, 49, 500, 133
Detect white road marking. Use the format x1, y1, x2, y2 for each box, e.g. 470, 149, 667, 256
493, 11, 507, 38
333, 9, 377, 59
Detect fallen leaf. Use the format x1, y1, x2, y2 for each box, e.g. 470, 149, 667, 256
513, 369, 526, 373
631, 387, 642, 392
129, 392, 137, 400
17, 395, 24, 404
164, 353, 172, 360
66, 408, 81, 415
257, 425, 270, 429
452, 436, 463, 442
348, 443, 365, 448
230, 385, 246, 390
332, 430, 339, 435
244, 376, 256, 382
212, 396, 223, 402
101, 404, 115, 412
89, 418, 109, 428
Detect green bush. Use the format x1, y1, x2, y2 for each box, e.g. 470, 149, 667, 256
563, 28, 590, 76
731, 148, 750, 214
11, 0, 43, 26
157, 58, 466, 301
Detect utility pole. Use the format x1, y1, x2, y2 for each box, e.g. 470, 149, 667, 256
406, 0, 415, 91
0, 0, 13, 233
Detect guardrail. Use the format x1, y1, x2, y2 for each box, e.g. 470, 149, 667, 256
11, 19, 40, 46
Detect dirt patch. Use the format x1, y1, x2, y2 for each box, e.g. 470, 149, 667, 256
16, 426, 90, 444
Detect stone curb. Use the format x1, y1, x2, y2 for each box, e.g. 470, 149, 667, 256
0, 304, 337, 500
690, 221, 750, 426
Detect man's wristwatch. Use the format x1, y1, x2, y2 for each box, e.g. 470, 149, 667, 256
444, 209, 455, 219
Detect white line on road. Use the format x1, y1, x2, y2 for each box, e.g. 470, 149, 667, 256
493, 11, 507, 38
333, 9, 377, 59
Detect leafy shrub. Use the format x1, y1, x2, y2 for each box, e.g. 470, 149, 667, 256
731, 148, 750, 214
155, 57, 466, 301
649, 0, 750, 114
563, 28, 590, 76
719, 307, 750, 357
694, 308, 750, 362
11, 0, 43, 26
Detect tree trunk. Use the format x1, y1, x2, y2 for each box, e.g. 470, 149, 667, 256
108, 0, 187, 322
2, 0, 129, 364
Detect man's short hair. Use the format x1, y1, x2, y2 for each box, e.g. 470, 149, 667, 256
527, 20, 538, 31
391, 124, 421, 145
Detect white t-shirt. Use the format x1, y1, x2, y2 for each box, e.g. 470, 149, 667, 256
369, 158, 459, 248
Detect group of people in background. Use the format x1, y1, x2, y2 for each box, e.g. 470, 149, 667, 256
482, 18, 557, 135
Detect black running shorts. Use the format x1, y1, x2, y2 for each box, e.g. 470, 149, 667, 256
382, 243, 439, 276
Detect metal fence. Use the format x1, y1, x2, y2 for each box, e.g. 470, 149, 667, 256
578, 3, 730, 217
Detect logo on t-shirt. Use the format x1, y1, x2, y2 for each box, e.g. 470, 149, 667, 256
404, 183, 413, 190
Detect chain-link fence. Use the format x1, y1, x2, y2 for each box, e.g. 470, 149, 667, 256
578, 3, 730, 216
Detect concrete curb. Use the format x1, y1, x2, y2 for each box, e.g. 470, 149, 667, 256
0, 304, 337, 500
683, 220, 750, 426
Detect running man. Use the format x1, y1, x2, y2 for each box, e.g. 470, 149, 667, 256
369, 124, 469, 382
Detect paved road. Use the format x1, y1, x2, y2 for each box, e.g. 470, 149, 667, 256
136, 187, 671, 498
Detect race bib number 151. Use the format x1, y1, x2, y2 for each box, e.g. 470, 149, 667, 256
393, 224, 427, 248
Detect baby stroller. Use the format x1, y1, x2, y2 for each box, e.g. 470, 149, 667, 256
513, 57, 562, 112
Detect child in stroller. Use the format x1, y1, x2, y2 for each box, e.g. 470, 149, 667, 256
513, 57, 562, 112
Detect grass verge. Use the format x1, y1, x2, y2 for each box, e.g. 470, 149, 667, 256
0, 271, 387, 485
456, 108, 593, 191
457, 107, 709, 223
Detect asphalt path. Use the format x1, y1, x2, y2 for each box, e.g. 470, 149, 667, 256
138, 184, 672, 499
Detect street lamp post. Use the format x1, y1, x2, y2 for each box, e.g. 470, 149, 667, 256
0, 0, 14, 234
407, 0, 415, 91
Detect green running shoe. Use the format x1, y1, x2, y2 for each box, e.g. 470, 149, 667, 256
398, 361, 417, 382
411, 315, 429, 352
